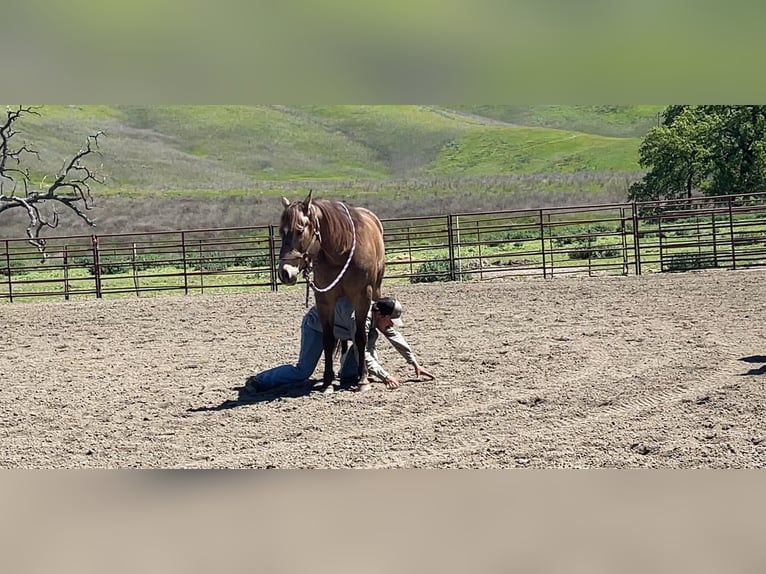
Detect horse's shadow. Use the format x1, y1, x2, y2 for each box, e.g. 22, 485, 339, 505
739, 355, 766, 376
188, 380, 319, 412
188, 376, 427, 412
187, 378, 369, 412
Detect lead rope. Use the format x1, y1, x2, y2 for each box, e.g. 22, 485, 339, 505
303, 201, 357, 308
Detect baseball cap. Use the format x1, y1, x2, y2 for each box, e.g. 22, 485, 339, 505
374, 297, 404, 327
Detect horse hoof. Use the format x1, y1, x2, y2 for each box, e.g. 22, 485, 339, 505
321, 384, 335, 395
357, 383, 372, 393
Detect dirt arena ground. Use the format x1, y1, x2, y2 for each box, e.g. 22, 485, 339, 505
2, 268, 765, 468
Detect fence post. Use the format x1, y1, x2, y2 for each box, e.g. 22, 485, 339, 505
447, 215, 456, 281
181, 232, 189, 295
539, 210, 547, 278
548, 213, 556, 277
455, 215, 461, 280
728, 198, 737, 269
711, 212, 718, 267
407, 226, 414, 278
131, 243, 139, 296
5, 240, 12, 303
658, 214, 664, 272
63, 245, 70, 301
620, 208, 629, 276
476, 220, 483, 281
631, 202, 641, 275
269, 225, 278, 292
92, 234, 102, 299
198, 239, 205, 294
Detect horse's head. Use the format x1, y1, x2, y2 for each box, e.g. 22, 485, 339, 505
277, 191, 321, 285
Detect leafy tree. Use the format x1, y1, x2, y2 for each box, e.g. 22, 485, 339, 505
704, 105, 766, 196
0, 106, 105, 251
661, 105, 688, 126
629, 106, 712, 202
630, 105, 766, 203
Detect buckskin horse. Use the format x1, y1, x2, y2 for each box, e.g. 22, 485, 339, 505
277, 191, 386, 393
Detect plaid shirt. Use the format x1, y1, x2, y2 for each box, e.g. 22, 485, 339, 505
304, 296, 417, 380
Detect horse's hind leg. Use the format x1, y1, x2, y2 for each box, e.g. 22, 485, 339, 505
372, 265, 385, 301
354, 290, 372, 392
354, 327, 370, 392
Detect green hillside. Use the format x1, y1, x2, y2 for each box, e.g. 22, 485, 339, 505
450, 105, 663, 137
9, 105, 662, 195
0, 104, 666, 234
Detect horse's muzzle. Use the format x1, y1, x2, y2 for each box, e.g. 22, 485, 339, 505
278, 262, 300, 285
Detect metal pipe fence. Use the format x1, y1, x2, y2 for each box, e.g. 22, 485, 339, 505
4, 192, 766, 301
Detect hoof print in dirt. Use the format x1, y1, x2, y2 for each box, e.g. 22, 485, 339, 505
517, 396, 545, 407
630, 442, 658, 456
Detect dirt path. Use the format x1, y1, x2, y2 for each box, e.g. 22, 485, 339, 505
1, 269, 765, 468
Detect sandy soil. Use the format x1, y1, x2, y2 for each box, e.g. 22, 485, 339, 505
1, 269, 765, 468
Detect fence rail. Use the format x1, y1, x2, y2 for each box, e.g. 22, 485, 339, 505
4, 192, 766, 301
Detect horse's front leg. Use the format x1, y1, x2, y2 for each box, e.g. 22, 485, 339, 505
314, 294, 338, 394
320, 326, 336, 394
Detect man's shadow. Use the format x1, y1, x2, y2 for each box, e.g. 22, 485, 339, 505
188, 379, 319, 412
187, 377, 370, 412
188, 376, 428, 413
739, 355, 766, 375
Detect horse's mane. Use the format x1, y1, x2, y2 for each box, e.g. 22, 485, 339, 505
280, 200, 305, 231
312, 199, 357, 256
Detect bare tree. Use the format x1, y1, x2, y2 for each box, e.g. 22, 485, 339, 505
0, 105, 105, 252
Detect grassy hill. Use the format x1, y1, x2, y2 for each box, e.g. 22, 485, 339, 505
449, 105, 663, 137
1, 104, 664, 234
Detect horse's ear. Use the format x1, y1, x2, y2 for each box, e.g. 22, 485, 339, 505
303, 189, 313, 212
281, 197, 290, 209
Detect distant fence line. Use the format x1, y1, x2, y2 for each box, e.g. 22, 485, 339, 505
4, 192, 766, 302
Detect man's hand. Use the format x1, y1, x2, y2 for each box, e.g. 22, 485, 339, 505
414, 364, 435, 381
383, 375, 401, 389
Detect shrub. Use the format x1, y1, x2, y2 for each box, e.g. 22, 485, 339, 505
189, 251, 272, 271
663, 252, 718, 272
190, 252, 229, 272
230, 254, 250, 267
566, 241, 621, 260
243, 253, 272, 268
132, 255, 167, 271
554, 236, 575, 247
568, 247, 594, 260
410, 259, 474, 283
590, 223, 615, 234
411, 260, 452, 283
98, 257, 130, 275
0, 261, 27, 277
599, 248, 621, 258
500, 228, 539, 242
71, 255, 128, 275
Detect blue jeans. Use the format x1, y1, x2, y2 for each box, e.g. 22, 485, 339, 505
254, 315, 359, 391
338, 345, 361, 386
